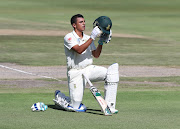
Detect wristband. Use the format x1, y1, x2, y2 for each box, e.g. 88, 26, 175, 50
98, 40, 104, 45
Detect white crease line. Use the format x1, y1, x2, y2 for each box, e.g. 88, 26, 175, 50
0, 64, 127, 81
0, 64, 62, 81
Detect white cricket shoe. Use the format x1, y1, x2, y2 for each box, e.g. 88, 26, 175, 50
55, 90, 70, 103
53, 90, 74, 111
74, 103, 87, 112
53, 90, 87, 112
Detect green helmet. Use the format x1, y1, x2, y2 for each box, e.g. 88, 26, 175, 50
93, 16, 112, 34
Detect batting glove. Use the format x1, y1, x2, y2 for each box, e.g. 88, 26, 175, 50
99, 30, 112, 44
31, 102, 48, 111
90, 26, 102, 40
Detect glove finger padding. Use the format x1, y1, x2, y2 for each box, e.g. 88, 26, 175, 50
99, 30, 112, 44
31, 102, 48, 111
90, 26, 102, 40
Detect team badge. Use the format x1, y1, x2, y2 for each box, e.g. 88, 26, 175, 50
106, 24, 111, 31
68, 37, 72, 41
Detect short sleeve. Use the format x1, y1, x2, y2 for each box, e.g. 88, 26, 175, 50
64, 34, 78, 50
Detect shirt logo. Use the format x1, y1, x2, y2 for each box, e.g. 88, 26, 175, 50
68, 37, 72, 41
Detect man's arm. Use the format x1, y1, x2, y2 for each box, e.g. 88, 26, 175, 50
71, 38, 93, 54
92, 29, 112, 58
72, 26, 102, 54
92, 44, 102, 58
72, 39, 103, 58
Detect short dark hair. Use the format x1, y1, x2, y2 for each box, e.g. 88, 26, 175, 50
70, 14, 84, 25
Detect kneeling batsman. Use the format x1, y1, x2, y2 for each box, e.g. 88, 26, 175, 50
53, 16, 119, 114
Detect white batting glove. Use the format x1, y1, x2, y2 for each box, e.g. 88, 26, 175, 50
31, 102, 48, 111
90, 26, 102, 40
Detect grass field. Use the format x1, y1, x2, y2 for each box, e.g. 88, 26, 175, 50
0, 35, 180, 66
0, 0, 180, 129
0, 80, 180, 129
0, 0, 180, 42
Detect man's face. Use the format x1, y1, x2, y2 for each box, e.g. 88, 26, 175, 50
73, 17, 85, 32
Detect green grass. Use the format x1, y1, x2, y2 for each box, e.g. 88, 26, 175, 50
0, 0, 179, 66
120, 76, 180, 85
0, 36, 65, 65
0, 77, 180, 129
0, 35, 180, 66
0, 0, 180, 42
0, 0, 180, 128
95, 76, 180, 91
1, 77, 180, 93
0, 90, 180, 129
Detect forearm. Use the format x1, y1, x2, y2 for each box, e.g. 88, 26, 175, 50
92, 44, 102, 58
72, 38, 93, 54
72, 26, 102, 54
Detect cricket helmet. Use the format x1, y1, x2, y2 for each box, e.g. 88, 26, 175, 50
93, 16, 112, 34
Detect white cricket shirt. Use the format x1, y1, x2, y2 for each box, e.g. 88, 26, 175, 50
64, 30, 96, 69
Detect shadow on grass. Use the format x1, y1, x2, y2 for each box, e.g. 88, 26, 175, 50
86, 108, 104, 116
48, 104, 104, 115
48, 104, 66, 111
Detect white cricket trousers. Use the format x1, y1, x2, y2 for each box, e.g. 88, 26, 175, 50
67, 65, 107, 108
